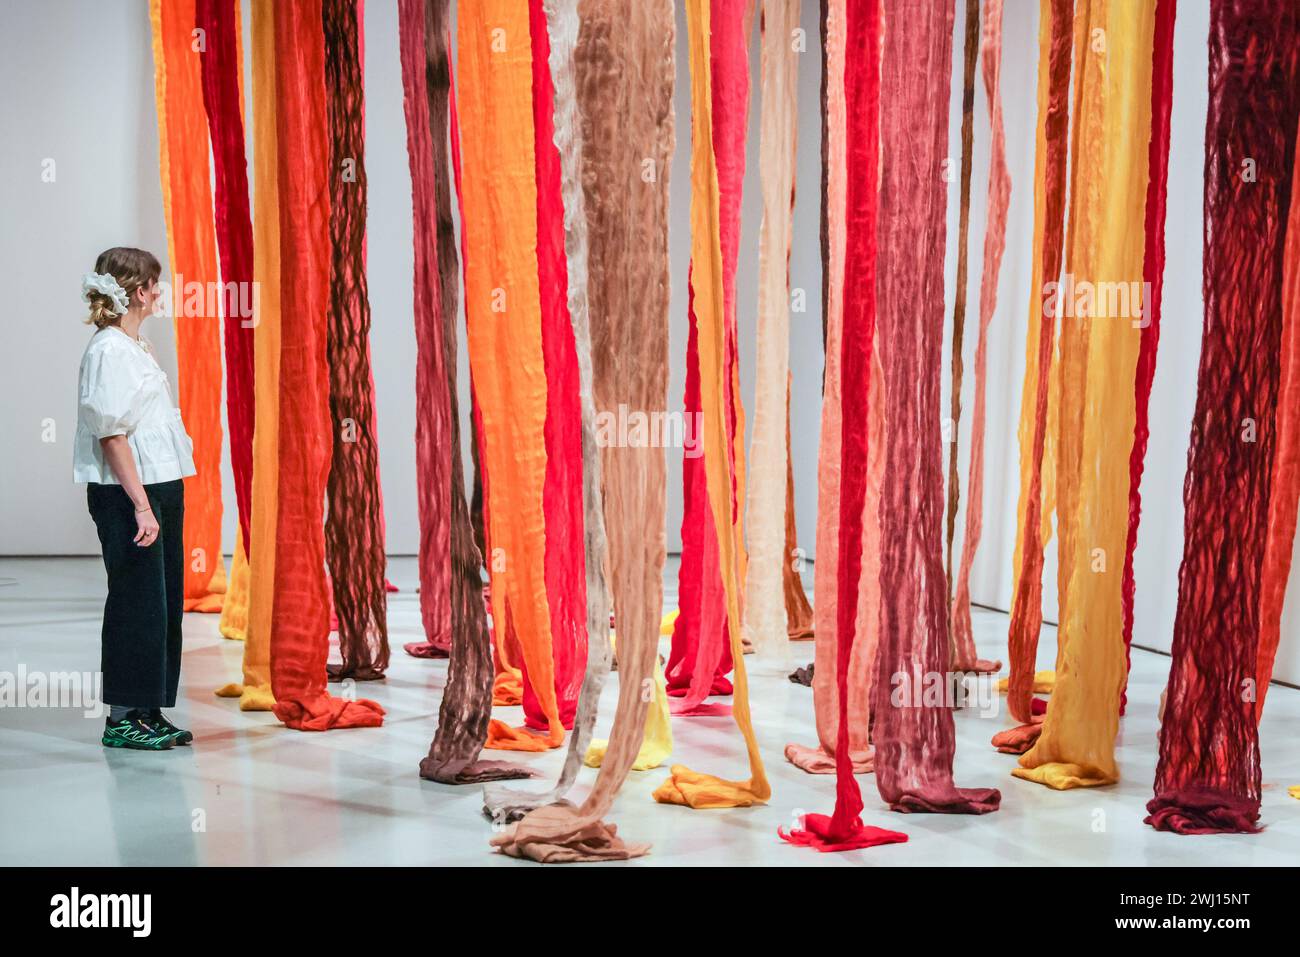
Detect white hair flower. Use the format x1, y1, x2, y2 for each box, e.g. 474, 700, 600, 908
81, 272, 130, 316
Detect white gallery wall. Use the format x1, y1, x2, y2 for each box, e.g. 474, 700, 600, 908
2, 1, 1296, 688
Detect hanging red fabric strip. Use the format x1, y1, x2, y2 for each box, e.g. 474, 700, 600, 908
780, 0, 907, 853
1147, 0, 1299, 834
1119, 0, 1176, 715
195, 0, 255, 550
871, 0, 999, 815
322, 0, 389, 682
522, 0, 587, 731
666, 287, 734, 707
268, 0, 383, 732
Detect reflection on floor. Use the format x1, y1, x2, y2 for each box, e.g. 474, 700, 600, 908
0, 555, 1296, 866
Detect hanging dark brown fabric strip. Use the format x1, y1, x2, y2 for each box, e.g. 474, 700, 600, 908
321, 0, 389, 681
401, 0, 530, 783
944, 0, 979, 604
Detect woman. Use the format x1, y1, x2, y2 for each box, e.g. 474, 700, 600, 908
75, 247, 196, 750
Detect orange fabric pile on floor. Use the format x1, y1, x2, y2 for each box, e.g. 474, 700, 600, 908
148, 0, 226, 615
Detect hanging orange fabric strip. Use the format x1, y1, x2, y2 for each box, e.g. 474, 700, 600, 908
1016, 0, 1155, 790
267, 0, 383, 732
998, 0, 1073, 745
216, 0, 278, 711
653, 0, 770, 811
455, 0, 565, 753
149, 0, 226, 614
782, 374, 815, 641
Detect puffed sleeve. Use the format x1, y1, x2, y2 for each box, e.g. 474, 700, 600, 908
78, 346, 148, 439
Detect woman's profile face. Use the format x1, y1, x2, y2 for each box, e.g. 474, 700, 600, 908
139, 278, 162, 315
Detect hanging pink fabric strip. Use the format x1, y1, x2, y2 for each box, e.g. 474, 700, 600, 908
871, 0, 999, 815
785, 0, 878, 776
949, 0, 1007, 674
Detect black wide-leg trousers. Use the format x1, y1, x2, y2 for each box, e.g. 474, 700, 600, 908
87, 479, 185, 709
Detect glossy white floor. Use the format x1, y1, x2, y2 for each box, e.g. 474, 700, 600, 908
1, 554, 1296, 866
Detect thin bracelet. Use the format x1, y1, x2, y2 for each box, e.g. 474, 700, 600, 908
135, 503, 153, 514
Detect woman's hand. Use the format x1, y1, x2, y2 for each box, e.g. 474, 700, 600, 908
134, 506, 160, 547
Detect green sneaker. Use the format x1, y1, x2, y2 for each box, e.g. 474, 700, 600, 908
147, 710, 193, 746
102, 711, 176, 751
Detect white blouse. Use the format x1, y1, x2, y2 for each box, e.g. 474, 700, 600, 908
73, 326, 197, 486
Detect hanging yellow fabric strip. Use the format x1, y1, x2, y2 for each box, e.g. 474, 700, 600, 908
1016, 0, 1155, 790
149, 0, 226, 614
654, 0, 770, 811
216, 0, 279, 711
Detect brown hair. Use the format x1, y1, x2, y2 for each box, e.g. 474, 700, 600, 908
85, 247, 162, 329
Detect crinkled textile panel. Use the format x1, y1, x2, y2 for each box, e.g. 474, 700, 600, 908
949, 0, 1007, 676
524, 0, 588, 733
148, 0, 226, 613
780, 0, 906, 854
1119, 0, 1176, 715
997, 0, 1072, 750
268, 0, 383, 732
1147, 0, 1299, 834
1016, 0, 1155, 791
491, 0, 675, 862
871, 0, 999, 816
944, 0, 978, 604
480, 0, 616, 819
322, 0, 390, 682
405, 0, 528, 784
215, 0, 279, 711
196, 0, 255, 549
455, 0, 565, 752
744, 0, 801, 663
666, 0, 755, 711
653, 0, 770, 810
